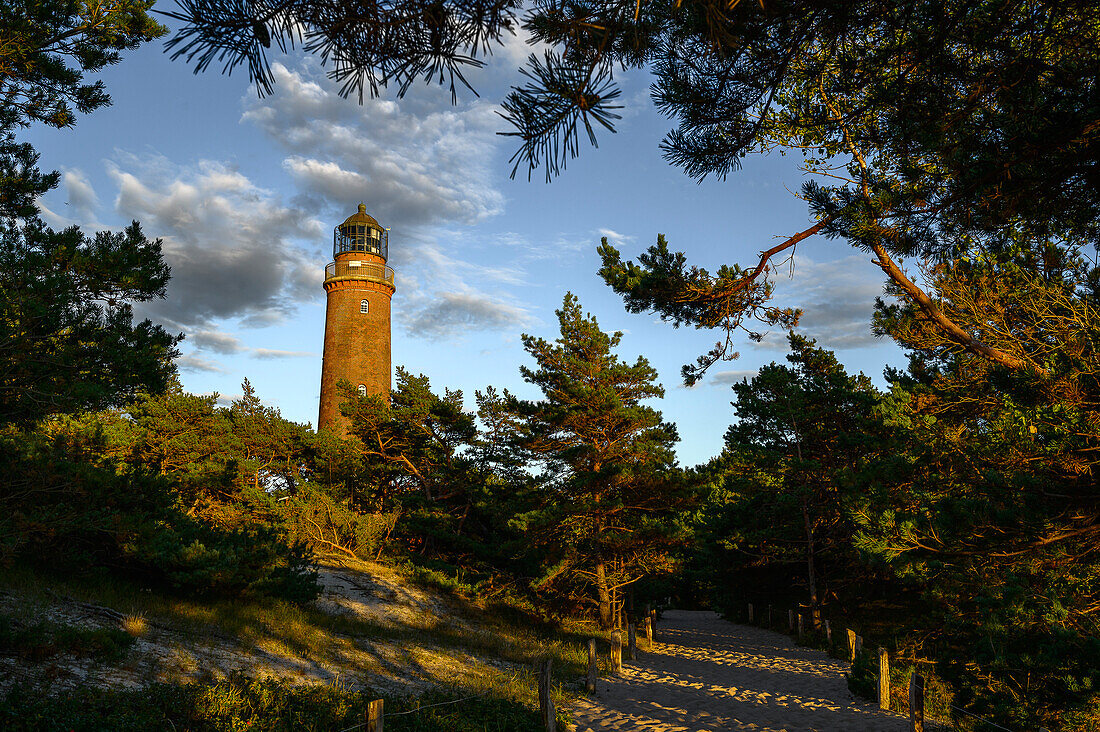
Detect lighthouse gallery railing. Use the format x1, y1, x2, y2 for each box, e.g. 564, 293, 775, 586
324, 260, 395, 285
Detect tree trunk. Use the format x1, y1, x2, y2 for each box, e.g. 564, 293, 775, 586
612, 579, 620, 630
802, 498, 821, 630
596, 562, 612, 630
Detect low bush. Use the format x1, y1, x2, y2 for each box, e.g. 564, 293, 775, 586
0, 616, 134, 663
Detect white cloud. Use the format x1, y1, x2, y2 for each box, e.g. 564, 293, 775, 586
109, 155, 325, 330
711, 369, 759, 385
241, 62, 504, 235
760, 254, 886, 350
402, 291, 531, 339
481, 231, 589, 264
252, 348, 315, 359
597, 228, 633, 247
177, 354, 228, 373
186, 328, 316, 360
38, 169, 103, 229
62, 169, 99, 224
189, 330, 246, 354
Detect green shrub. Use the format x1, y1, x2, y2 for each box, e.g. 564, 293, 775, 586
120, 517, 319, 602
0, 427, 319, 604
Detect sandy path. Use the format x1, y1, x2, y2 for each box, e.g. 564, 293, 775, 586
569, 609, 909, 732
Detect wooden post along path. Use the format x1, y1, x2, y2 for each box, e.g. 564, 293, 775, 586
539, 658, 556, 732
643, 616, 652, 643
797, 612, 804, 638
747, 603, 754, 623
366, 699, 383, 732
586, 639, 597, 693
909, 672, 924, 732
610, 630, 623, 675
825, 619, 832, 646
627, 623, 637, 661
788, 608, 795, 632
847, 628, 859, 661
649, 609, 658, 641
878, 647, 890, 710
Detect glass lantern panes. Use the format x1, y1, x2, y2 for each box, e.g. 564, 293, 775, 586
334, 223, 388, 260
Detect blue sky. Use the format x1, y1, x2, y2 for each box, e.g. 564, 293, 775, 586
29, 19, 904, 466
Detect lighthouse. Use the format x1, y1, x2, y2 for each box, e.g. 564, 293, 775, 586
317, 203, 396, 435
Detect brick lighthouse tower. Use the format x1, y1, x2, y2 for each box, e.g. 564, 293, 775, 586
318, 203, 395, 435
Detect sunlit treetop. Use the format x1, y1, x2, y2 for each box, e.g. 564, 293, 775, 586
0, 1, 165, 129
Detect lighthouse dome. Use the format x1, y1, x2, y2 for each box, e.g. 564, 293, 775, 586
340, 203, 382, 230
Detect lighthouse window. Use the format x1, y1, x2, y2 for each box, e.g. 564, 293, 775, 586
360, 299, 369, 314
357, 384, 367, 397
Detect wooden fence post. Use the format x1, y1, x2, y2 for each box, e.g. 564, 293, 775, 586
847, 628, 858, 661
611, 630, 623, 675
365, 699, 383, 732
909, 672, 924, 732
650, 609, 657, 642
825, 619, 832, 646
586, 639, 597, 693
797, 612, 804, 638
788, 608, 795, 632
643, 616, 652, 643
878, 647, 890, 710
539, 658, 556, 732
627, 623, 637, 661
747, 603, 754, 623
767, 605, 772, 628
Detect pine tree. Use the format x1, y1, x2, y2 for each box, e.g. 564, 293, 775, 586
228, 378, 312, 493
0, 1, 178, 424
341, 368, 478, 508
507, 293, 681, 627
718, 334, 887, 627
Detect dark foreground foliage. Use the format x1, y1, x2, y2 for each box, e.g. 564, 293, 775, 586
0, 677, 552, 731
0, 616, 134, 664
0, 425, 319, 603
692, 334, 1100, 730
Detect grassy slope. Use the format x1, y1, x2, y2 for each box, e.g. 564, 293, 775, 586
0, 560, 611, 730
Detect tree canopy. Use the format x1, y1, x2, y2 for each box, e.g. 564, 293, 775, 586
167, 0, 1100, 381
